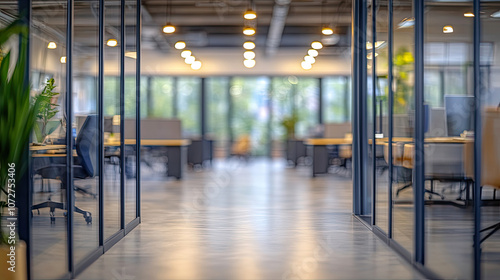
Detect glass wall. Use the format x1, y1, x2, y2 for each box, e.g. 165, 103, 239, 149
20, 1, 141, 279
354, 0, 500, 279
30, 2, 68, 278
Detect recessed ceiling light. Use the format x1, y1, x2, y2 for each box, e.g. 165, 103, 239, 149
308, 49, 319, 57
191, 61, 202, 70
322, 27, 334, 35
243, 41, 256, 50
304, 55, 315, 64
181, 50, 192, 58
443, 25, 454, 33
106, 39, 117, 47
60, 56, 66, 63
244, 9, 257, 20
185, 56, 195, 64
464, 12, 475, 17
301, 61, 312, 70
244, 59, 256, 68
311, 41, 323, 50
175, 41, 186, 50
244, 51, 256, 60
243, 27, 256, 36
491, 10, 500, 18
47, 41, 57, 49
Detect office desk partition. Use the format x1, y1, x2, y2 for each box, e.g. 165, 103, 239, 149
305, 138, 352, 177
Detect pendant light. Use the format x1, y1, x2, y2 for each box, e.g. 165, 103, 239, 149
162, 0, 175, 34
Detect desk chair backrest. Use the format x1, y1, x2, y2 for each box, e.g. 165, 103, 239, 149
76, 115, 98, 177
482, 107, 500, 188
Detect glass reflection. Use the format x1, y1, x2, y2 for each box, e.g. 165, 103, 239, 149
480, 1, 500, 278
391, 0, 414, 254
103, 0, 122, 240
30, 1, 68, 278
72, 0, 100, 263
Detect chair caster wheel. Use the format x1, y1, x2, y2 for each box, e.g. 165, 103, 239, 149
84, 212, 92, 224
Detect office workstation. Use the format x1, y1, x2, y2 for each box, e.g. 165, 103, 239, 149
2, 1, 500, 280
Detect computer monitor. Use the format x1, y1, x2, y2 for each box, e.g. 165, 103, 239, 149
445, 95, 474, 137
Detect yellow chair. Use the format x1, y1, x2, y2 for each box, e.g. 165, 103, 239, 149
231, 135, 251, 158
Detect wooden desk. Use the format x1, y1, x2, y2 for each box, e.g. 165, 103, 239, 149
30, 144, 67, 151
305, 138, 352, 177
106, 139, 191, 179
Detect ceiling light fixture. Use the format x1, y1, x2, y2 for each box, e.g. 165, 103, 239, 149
47, 41, 57, 49
311, 41, 323, 50
191, 61, 202, 70
243, 41, 256, 50
322, 26, 334, 35
443, 25, 454, 33
244, 51, 256, 60
244, 9, 257, 20
464, 12, 475, 17
163, 24, 175, 34
162, 0, 175, 33
301, 61, 312, 70
243, 27, 256, 36
304, 55, 316, 64
308, 49, 319, 57
397, 17, 415, 28
244, 59, 256, 68
491, 10, 500, 18
185, 56, 195, 64
181, 50, 192, 58
60, 56, 66, 63
106, 39, 117, 47
175, 41, 186, 50
125, 51, 137, 59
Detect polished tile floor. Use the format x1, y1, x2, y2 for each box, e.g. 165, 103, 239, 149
78, 159, 423, 280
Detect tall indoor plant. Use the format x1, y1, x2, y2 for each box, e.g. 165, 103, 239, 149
0, 19, 41, 280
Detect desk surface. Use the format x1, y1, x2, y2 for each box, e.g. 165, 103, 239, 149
305, 137, 472, 146
30, 144, 67, 151
107, 139, 191, 146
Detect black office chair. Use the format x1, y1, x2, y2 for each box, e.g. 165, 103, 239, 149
32, 115, 98, 224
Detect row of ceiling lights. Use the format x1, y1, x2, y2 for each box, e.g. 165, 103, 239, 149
175, 41, 202, 70
301, 41, 323, 70
243, 2, 257, 68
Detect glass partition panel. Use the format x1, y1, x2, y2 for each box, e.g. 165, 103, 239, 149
423, 1, 474, 278
103, 0, 122, 240
391, 0, 414, 254
480, 1, 500, 278
374, 0, 390, 233
30, 1, 68, 278
72, 0, 100, 264
124, 0, 137, 224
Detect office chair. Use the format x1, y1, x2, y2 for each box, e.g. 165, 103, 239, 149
477, 107, 500, 243
32, 115, 98, 224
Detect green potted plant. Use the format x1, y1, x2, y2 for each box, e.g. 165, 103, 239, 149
33, 78, 60, 144
0, 20, 41, 280
280, 112, 298, 140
